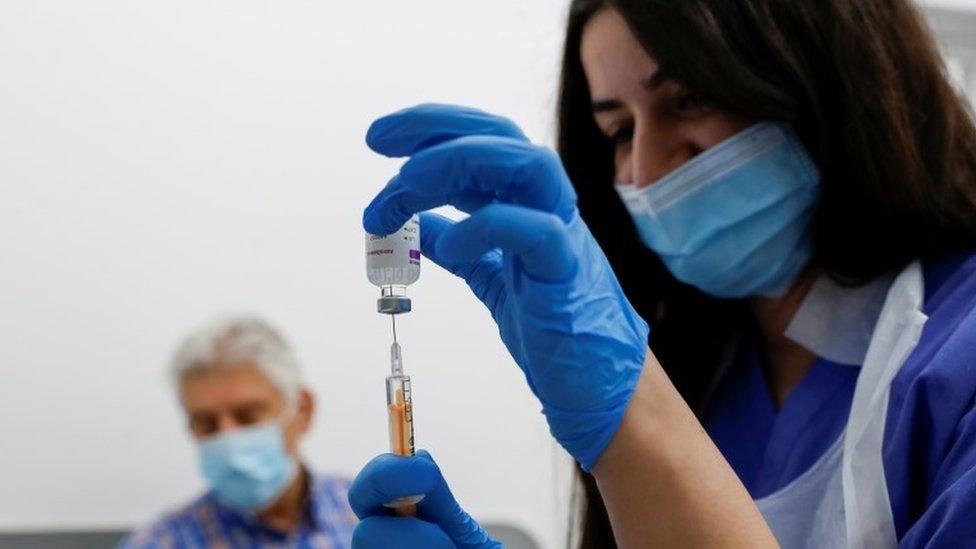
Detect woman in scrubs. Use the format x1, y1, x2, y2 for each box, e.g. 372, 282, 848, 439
351, 0, 976, 547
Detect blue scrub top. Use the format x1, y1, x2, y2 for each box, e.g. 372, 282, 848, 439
701, 248, 976, 548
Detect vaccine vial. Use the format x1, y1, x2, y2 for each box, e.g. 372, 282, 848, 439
365, 215, 420, 314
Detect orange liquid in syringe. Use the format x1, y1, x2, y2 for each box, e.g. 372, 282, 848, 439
388, 388, 414, 456
387, 387, 417, 517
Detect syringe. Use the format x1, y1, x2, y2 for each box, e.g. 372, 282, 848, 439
383, 318, 423, 516
366, 219, 423, 516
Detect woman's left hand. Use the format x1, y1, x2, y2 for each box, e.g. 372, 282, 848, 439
348, 450, 501, 549
363, 103, 650, 471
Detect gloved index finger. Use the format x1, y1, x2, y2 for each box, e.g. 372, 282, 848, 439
366, 103, 528, 158
363, 135, 577, 235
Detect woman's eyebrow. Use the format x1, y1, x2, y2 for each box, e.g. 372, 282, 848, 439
592, 68, 672, 113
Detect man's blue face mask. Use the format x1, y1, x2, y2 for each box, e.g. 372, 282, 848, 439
616, 123, 821, 299
199, 422, 297, 514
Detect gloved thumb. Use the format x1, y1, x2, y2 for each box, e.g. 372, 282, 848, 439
348, 452, 440, 519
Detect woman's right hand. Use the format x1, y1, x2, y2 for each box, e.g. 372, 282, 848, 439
364, 104, 649, 470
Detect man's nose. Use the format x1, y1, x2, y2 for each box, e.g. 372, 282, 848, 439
215, 415, 239, 433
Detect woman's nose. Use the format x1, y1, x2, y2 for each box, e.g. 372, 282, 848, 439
629, 127, 696, 187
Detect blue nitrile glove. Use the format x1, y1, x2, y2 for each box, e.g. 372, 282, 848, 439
348, 450, 501, 549
363, 104, 650, 470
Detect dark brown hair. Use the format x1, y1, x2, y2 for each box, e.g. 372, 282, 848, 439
557, 1, 976, 546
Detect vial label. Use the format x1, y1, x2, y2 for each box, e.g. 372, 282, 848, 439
366, 215, 421, 287
368, 266, 416, 285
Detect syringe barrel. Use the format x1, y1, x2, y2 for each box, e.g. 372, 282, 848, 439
386, 375, 415, 456
384, 374, 422, 515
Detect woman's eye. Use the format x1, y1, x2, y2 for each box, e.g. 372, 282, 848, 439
610, 124, 634, 147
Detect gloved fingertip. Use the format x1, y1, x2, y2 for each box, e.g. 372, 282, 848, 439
362, 199, 403, 236
432, 220, 471, 266
418, 212, 454, 235
361, 206, 390, 236
399, 452, 442, 482
417, 213, 454, 265
367, 104, 436, 155
432, 233, 459, 267
365, 118, 391, 153
361, 205, 374, 231
362, 207, 385, 235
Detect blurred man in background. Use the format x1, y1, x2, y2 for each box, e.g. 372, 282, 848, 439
121, 315, 357, 548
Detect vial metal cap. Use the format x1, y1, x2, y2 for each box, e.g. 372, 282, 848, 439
378, 296, 412, 314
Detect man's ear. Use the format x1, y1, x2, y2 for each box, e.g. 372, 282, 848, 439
297, 388, 315, 435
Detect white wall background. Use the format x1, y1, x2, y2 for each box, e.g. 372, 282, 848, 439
929, 3, 976, 95
0, 2, 974, 548
0, 1, 572, 547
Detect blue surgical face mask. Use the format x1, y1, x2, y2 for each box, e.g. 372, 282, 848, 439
615, 123, 820, 299
199, 422, 297, 513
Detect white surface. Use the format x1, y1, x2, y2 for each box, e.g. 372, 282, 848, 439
1, 2, 974, 548
927, 4, 976, 104
0, 1, 572, 547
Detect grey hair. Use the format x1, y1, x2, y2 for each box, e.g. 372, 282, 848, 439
171, 315, 303, 407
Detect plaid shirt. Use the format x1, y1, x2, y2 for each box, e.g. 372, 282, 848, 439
120, 471, 357, 548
